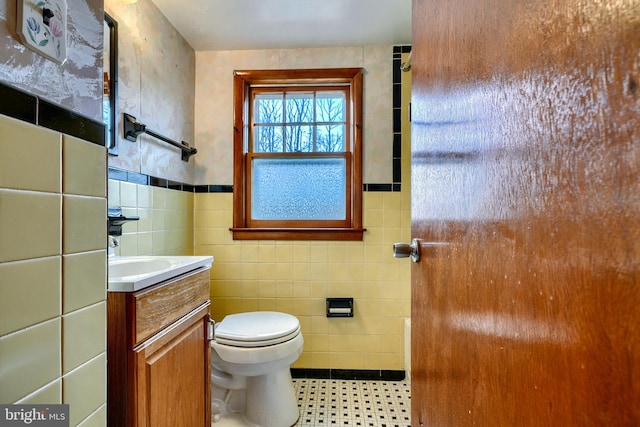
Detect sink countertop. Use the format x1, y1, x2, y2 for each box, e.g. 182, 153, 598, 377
108, 255, 213, 292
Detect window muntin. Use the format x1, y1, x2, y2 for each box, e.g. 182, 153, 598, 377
253, 89, 347, 153
232, 68, 364, 241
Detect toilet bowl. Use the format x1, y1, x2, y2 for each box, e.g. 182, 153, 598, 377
210, 311, 304, 427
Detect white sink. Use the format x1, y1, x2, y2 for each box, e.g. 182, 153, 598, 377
108, 255, 213, 292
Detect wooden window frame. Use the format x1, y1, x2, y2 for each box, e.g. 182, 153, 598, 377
231, 68, 365, 241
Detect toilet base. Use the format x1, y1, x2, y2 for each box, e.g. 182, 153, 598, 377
211, 411, 253, 427
212, 368, 299, 427
211, 385, 245, 417
245, 368, 299, 427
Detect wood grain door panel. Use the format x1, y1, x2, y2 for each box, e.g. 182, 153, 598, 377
134, 304, 211, 427
410, 0, 640, 425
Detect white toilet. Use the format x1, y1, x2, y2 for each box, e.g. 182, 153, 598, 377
210, 311, 304, 427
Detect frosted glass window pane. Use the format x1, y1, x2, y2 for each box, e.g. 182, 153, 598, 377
252, 157, 346, 220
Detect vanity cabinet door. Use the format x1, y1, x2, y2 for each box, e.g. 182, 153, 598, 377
133, 303, 211, 427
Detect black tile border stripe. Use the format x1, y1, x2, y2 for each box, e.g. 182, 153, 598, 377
0, 81, 105, 147
108, 167, 233, 193
392, 44, 411, 193
38, 99, 106, 146
0, 82, 37, 123
291, 368, 406, 382
364, 183, 393, 192
194, 185, 234, 193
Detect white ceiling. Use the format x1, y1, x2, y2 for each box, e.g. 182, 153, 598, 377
149, 0, 412, 51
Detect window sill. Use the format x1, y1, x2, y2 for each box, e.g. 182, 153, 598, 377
230, 228, 366, 241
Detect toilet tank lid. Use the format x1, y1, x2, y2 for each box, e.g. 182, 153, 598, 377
215, 311, 300, 342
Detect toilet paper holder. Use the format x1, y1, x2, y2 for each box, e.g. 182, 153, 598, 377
326, 298, 354, 317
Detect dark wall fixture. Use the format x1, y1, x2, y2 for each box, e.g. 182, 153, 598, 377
326, 298, 354, 317
107, 207, 139, 236
123, 113, 198, 162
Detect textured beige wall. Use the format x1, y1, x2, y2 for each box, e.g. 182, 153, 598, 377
194, 46, 393, 186
0, 115, 107, 425
105, 0, 196, 184
0, 0, 104, 121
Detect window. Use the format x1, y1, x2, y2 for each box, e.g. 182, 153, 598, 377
231, 69, 364, 240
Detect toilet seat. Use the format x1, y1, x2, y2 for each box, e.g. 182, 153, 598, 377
215, 311, 300, 347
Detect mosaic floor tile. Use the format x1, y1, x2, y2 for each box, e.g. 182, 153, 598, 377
293, 379, 411, 427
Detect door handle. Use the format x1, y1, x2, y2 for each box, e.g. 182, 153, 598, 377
393, 238, 421, 262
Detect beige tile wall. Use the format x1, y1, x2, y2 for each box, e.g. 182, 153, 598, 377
194, 191, 411, 370
107, 179, 194, 256
0, 114, 107, 426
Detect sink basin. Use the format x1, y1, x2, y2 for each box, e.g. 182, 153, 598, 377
108, 255, 213, 292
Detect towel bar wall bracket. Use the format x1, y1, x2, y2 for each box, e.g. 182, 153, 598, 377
123, 113, 197, 162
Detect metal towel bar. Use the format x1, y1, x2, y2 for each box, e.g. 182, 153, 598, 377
123, 113, 197, 162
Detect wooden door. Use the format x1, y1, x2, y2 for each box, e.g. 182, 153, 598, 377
410, 0, 640, 426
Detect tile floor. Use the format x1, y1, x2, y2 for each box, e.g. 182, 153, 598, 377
293, 379, 412, 427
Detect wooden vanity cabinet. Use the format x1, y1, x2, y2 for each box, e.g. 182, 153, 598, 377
107, 268, 211, 427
